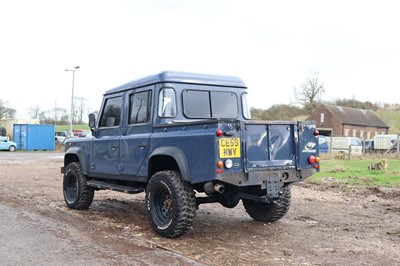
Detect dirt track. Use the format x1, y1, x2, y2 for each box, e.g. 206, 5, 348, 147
0, 151, 399, 265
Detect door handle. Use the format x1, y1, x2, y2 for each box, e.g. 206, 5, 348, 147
138, 143, 146, 149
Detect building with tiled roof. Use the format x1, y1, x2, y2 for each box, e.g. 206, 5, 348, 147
307, 104, 389, 139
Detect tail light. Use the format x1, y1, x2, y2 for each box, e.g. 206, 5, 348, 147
309, 155, 320, 169
314, 130, 319, 136
216, 129, 223, 137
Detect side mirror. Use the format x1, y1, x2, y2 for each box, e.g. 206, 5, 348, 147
88, 113, 96, 131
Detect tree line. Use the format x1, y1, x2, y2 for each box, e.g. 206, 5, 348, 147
250, 99, 386, 121
2, 72, 399, 123
27, 97, 90, 125
0, 97, 90, 125
251, 72, 394, 120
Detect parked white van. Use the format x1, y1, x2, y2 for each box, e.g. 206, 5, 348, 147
325, 137, 363, 156
371, 134, 398, 150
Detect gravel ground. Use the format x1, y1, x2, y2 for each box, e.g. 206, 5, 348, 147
0, 151, 399, 265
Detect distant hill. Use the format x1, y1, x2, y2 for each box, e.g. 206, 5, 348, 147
376, 110, 400, 134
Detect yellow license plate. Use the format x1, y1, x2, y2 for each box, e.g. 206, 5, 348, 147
219, 138, 241, 158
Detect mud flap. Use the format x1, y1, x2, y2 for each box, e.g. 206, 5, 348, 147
266, 176, 281, 201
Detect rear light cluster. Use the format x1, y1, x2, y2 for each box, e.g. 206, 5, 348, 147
216, 159, 233, 170
312, 130, 320, 169
308, 155, 320, 169
216, 129, 234, 173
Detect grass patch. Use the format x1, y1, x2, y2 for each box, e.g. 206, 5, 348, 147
55, 124, 89, 132
310, 159, 400, 186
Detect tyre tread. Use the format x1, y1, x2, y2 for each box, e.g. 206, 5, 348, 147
243, 186, 291, 222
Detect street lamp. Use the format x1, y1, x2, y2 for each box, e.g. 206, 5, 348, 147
65, 66, 80, 137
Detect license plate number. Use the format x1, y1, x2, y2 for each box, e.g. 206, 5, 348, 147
219, 138, 240, 158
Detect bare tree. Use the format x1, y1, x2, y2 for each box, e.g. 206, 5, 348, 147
293, 72, 325, 114
74, 97, 89, 124
0, 99, 17, 119
27, 105, 42, 119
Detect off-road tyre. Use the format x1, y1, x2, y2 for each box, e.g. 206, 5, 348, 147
242, 186, 291, 222
145, 170, 196, 238
63, 162, 94, 209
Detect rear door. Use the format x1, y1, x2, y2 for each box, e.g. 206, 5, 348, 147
120, 87, 153, 176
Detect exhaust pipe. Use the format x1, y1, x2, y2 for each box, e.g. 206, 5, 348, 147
204, 181, 225, 194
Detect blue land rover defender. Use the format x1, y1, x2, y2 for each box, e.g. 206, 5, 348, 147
61, 71, 320, 238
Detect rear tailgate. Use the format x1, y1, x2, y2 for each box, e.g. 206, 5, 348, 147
243, 121, 319, 172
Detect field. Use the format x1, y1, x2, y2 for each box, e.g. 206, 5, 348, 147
55, 124, 89, 132
311, 158, 400, 186
376, 110, 400, 134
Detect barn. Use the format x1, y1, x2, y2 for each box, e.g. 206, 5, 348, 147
307, 104, 389, 139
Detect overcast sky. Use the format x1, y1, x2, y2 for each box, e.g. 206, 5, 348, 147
1, 0, 399, 118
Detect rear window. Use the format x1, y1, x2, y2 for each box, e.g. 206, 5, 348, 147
183, 90, 238, 119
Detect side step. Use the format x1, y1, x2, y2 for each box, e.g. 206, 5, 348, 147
87, 180, 144, 194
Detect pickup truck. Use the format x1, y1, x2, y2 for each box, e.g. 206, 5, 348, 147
61, 71, 320, 238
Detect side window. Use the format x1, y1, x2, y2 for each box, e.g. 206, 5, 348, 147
99, 96, 122, 127
182, 90, 238, 119
241, 93, 252, 119
183, 90, 211, 118
158, 88, 177, 118
129, 90, 152, 124
210, 91, 238, 118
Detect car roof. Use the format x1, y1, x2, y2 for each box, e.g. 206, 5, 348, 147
105, 71, 247, 95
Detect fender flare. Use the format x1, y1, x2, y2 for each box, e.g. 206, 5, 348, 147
149, 146, 191, 182
64, 146, 89, 175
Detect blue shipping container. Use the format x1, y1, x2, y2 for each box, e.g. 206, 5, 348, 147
13, 124, 55, 151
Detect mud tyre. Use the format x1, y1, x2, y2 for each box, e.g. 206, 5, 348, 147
145, 170, 196, 238
63, 162, 94, 209
243, 186, 291, 222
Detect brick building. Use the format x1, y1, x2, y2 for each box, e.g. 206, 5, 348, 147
307, 104, 389, 139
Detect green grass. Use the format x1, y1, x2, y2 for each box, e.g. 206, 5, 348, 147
55, 124, 89, 132
376, 110, 400, 134
310, 159, 400, 186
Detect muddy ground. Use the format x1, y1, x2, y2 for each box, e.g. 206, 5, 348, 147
0, 151, 399, 265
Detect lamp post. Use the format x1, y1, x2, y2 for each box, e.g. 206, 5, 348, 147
65, 66, 80, 137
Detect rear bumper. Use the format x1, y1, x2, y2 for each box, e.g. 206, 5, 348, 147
216, 168, 316, 189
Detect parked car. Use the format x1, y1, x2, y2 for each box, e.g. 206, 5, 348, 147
73, 129, 92, 138
363, 139, 373, 152
318, 135, 329, 153
55, 131, 68, 143
0, 136, 17, 152
325, 136, 362, 156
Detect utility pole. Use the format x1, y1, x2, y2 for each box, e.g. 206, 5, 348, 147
65, 66, 80, 137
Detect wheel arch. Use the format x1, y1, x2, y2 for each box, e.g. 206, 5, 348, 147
149, 146, 190, 182
64, 147, 89, 175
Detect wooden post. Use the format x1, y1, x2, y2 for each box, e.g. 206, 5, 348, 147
348, 144, 352, 160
